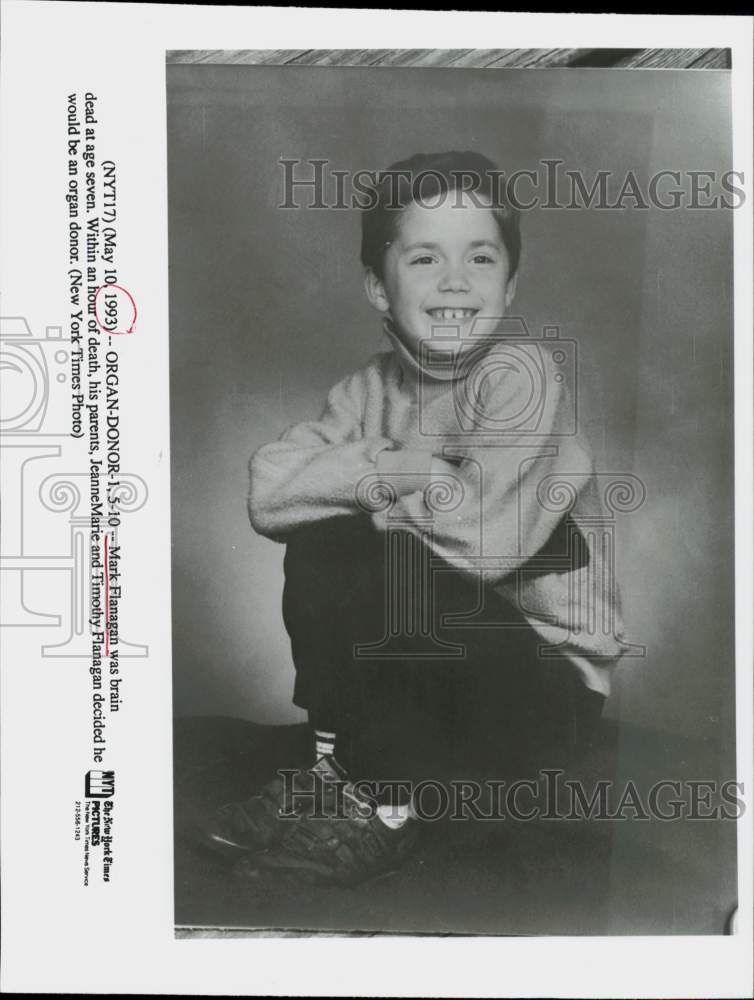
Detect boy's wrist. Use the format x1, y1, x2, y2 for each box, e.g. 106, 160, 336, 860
373, 446, 434, 500
364, 437, 397, 463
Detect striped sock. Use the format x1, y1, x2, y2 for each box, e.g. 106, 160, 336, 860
314, 729, 336, 760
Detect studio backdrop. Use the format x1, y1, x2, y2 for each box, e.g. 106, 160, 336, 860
167, 63, 734, 779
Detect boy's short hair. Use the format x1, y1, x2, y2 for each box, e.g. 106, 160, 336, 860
360, 150, 521, 281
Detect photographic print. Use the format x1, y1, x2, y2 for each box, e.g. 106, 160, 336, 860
167, 48, 739, 937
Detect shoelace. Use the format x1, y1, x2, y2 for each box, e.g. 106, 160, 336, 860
340, 782, 374, 820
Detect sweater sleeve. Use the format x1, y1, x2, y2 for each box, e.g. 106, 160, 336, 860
248, 371, 393, 541
370, 349, 589, 582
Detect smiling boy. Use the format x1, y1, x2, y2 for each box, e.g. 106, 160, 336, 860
197, 151, 627, 887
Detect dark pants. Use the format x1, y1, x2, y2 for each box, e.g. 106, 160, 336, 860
282, 515, 604, 788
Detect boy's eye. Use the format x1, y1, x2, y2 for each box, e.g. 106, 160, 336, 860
410, 254, 437, 265
471, 253, 495, 264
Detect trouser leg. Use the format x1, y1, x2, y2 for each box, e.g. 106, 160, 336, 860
281, 515, 605, 785
282, 514, 382, 738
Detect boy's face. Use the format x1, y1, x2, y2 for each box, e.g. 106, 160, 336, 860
365, 191, 517, 358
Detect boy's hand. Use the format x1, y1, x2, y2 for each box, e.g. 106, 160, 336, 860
373, 448, 462, 500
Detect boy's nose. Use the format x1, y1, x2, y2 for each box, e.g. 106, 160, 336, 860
438, 265, 471, 293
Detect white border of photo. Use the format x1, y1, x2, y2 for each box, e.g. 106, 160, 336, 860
0, 5, 751, 997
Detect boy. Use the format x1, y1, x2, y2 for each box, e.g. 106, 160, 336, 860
197, 151, 627, 887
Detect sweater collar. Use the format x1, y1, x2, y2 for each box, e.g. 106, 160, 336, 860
382, 318, 469, 387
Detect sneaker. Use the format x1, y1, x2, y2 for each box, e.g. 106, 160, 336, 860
234, 769, 422, 888
192, 755, 354, 859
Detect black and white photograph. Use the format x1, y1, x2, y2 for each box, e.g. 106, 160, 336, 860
168, 48, 739, 937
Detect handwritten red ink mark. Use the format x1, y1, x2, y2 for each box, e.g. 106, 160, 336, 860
94, 284, 138, 335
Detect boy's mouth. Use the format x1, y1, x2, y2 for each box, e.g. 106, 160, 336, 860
426, 308, 479, 321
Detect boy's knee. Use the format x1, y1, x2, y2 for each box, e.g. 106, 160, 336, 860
286, 514, 376, 561
282, 516, 387, 643
283, 514, 381, 596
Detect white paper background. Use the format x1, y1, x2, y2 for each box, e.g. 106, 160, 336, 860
1, 4, 752, 996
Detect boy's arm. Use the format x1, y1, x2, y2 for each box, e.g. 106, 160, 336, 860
370, 356, 589, 581
249, 371, 393, 540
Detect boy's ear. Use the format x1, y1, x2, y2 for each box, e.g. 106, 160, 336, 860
504, 271, 518, 309
364, 269, 390, 314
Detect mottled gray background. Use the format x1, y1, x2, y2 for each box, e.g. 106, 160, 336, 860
167, 63, 734, 769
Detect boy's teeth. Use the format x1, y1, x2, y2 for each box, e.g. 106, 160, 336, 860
429, 308, 476, 320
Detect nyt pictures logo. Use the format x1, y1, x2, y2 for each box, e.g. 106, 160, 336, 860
85, 769, 114, 799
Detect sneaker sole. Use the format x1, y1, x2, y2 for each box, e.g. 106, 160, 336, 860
191, 821, 275, 860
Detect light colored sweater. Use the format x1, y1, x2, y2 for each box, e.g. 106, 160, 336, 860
249, 323, 629, 696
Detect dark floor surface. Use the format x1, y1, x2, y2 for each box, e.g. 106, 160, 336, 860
174, 716, 737, 937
